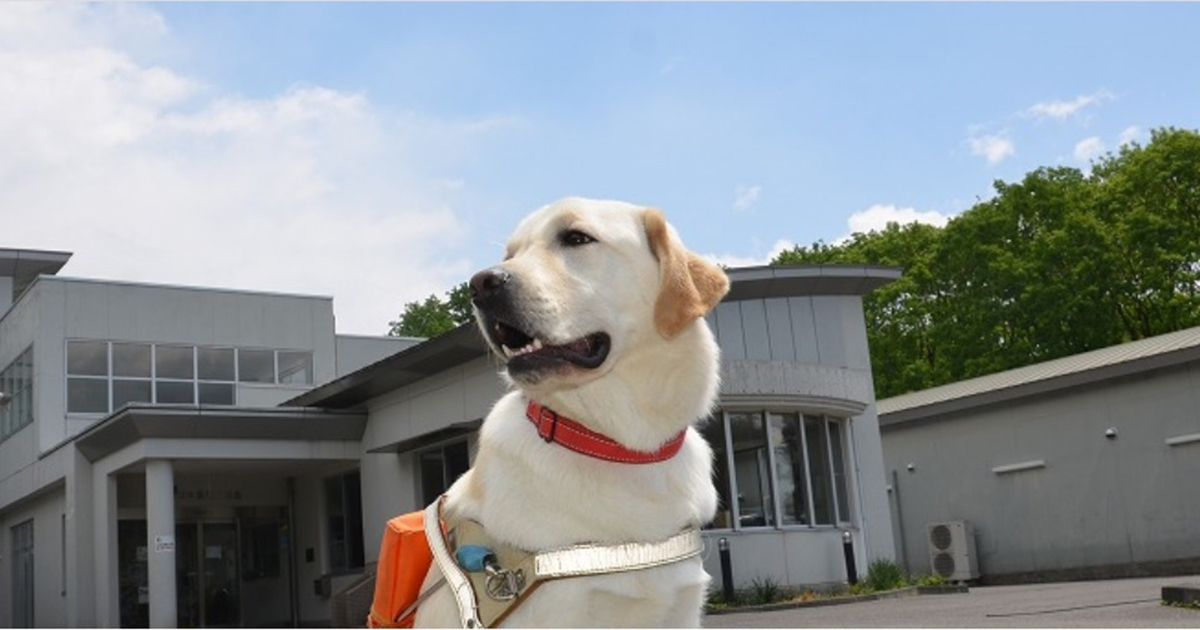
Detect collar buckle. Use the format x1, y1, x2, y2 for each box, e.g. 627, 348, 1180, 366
535, 407, 558, 443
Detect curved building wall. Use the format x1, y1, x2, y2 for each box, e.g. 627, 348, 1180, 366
701, 294, 895, 589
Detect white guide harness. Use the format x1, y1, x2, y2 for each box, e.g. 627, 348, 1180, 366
413, 498, 703, 628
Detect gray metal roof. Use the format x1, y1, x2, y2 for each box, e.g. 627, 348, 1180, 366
723, 264, 902, 300
878, 325, 1200, 426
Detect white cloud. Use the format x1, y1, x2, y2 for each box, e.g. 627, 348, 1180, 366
703, 204, 952, 268
1073, 136, 1106, 162
830, 204, 953, 244
846, 204, 952, 235
968, 132, 1015, 165
1118, 125, 1144, 147
704, 239, 794, 269
704, 203, 953, 268
1024, 90, 1113, 121
732, 184, 762, 212
0, 3, 508, 334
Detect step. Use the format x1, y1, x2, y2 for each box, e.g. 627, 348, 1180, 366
1162, 584, 1200, 607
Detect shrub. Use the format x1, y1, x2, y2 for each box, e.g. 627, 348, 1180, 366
915, 573, 947, 587
863, 558, 908, 592
748, 576, 784, 605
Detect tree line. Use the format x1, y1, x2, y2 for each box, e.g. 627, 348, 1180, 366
388, 128, 1200, 400
775, 127, 1200, 399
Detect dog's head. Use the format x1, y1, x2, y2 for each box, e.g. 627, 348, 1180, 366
470, 198, 728, 395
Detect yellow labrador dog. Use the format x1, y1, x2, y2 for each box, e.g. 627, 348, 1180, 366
414, 198, 727, 627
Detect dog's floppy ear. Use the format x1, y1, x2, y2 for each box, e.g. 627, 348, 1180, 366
644, 208, 730, 339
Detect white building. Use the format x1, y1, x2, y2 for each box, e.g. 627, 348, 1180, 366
1, 247, 899, 628
0, 249, 414, 628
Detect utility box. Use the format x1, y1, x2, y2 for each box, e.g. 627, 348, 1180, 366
927, 521, 979, 582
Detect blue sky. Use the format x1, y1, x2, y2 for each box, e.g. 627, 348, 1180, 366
4, 3, 1200, 333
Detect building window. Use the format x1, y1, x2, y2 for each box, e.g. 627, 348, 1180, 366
703, 410, 853, 530
418, 440, 472, 507
277, 351, 313, 385
198, 347, 236, 405
1, 346, 34, 443
237, 349, 275, 384
771, 412, 809, 526
729, 412, 774, 528
325, 471, 364, 573
700, 417, 734, 529
65, 340, 315, 414
12, 518, 35, 627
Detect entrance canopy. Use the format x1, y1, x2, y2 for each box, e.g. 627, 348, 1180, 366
73, 403, 367, 462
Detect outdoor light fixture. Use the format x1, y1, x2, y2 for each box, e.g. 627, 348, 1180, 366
1105, 427, 1118, 439
906, 463, 916, 472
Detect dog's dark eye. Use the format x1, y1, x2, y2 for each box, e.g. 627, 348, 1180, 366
560, 230, 596, 247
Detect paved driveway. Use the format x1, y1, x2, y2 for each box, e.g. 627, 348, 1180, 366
704, 575, 1200, 628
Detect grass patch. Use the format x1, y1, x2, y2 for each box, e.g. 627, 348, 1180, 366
704, 564, 955, 612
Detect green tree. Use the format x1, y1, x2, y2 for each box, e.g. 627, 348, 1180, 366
1091, 127, 1200, 339
773, 127, 1200, 399
932, 166, 1119, 381
387, 282, 474, 338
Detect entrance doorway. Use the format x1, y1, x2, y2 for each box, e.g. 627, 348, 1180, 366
176, 522, 240, 628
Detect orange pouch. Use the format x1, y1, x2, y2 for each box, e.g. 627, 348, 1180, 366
367, 511, 433, 628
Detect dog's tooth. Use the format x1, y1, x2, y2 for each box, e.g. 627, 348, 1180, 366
503, 346, 515, 358
531, 339, 543, 351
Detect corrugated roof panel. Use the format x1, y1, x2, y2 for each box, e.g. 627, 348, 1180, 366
878, 325, 1200, 416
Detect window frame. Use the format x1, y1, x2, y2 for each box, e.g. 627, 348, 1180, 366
1, 346, 35, 444
64, 340, 318, 416
415, 438, 472, 508
704, 408, 857, 533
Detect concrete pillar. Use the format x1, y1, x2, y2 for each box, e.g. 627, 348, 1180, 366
93, 471, 119, 627
67, 448, 96, 627
146, 460, 178, 628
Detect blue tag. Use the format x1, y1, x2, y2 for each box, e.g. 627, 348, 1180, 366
456, 545, 496, 573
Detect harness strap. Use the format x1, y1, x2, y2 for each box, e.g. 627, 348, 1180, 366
423, 500, 484, 628
535, 529, 703, 578
423, 496, 704, 628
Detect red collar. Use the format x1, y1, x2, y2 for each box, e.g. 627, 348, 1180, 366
525, 400, 686, 464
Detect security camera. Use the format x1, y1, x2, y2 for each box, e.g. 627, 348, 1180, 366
1105, 427, 1118, 439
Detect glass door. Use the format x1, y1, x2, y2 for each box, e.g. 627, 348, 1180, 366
176, 522, 240, 628
201, 523, 239, 627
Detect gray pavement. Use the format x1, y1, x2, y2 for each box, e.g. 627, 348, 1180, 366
703, 575, 1200, 628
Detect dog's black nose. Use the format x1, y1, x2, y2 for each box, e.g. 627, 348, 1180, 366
470, 267, 511, 303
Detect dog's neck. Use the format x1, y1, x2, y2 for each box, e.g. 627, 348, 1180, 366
525, 322, 721, 452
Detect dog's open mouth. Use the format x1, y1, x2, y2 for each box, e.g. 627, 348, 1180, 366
489, 320, 610, 371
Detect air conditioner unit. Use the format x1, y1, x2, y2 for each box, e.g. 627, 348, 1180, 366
927, 520, 979, 582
